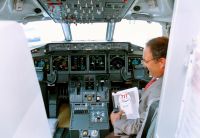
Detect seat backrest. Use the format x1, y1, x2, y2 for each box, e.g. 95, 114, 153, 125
141, 100, 159, 138
0, 21, 51, 138
146, 108, 159, 138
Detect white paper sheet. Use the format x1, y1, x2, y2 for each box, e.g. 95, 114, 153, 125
112, 87, 140, 119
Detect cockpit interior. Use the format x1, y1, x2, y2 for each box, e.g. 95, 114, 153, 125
32, 41, 149, 137
0, 0, 174, 137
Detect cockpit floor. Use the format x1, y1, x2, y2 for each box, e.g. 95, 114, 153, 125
58, 103, 71, 128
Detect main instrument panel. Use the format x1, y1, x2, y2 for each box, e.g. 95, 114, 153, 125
32, 42, 146, 138
32, 42, 144, 76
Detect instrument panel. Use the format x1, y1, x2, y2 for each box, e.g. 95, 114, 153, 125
109, 54, 125, 71
128, 57, 142, 72
50, 53, 125, 73
71, 55, 87, 71
32, 42, 144, 76
89, 55, 106, 71
37, 0, 135, 23
52, 56, 68, 71
33, 57, 50, 81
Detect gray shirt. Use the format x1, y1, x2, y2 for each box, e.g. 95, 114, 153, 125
113, 77, 163, 137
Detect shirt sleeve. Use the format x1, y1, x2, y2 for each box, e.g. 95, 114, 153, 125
113, 112, 146, 136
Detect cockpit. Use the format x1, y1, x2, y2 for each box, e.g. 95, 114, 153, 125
32, 41, 149, 137
0, 0, 175, 138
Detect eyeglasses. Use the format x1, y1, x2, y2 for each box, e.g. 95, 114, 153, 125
141, 58, 156, 64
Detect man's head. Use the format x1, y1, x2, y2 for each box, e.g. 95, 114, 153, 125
143, 37, 168, 78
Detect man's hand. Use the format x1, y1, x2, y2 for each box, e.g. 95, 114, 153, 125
110, 111, 124, 125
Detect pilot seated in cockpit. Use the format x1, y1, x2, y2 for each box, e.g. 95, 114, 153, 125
106, 37, 169, 138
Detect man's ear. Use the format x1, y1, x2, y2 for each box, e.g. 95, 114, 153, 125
159, 58, 166, 68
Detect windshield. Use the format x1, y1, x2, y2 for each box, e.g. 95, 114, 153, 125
114, 20, 162, 47
22, 20, 162, 48
71, 23, 107, 41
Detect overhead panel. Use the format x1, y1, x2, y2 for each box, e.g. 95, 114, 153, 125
37, 0, 135, 23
